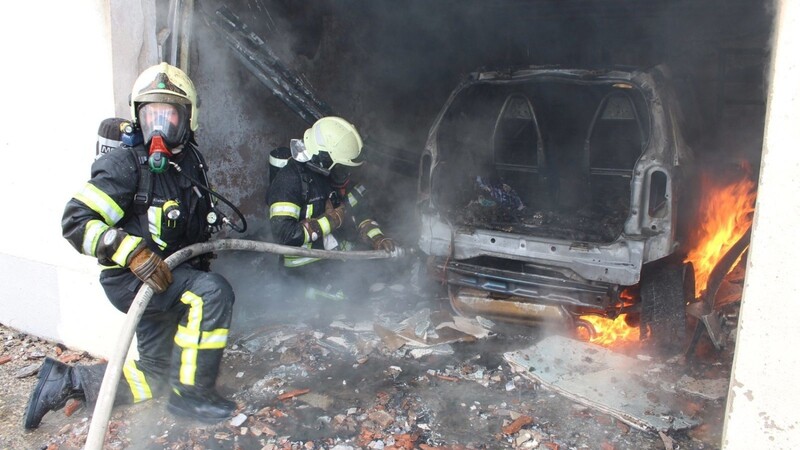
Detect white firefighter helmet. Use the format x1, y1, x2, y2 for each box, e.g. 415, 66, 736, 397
130, 63, 198, 140
301, 116, 364, 169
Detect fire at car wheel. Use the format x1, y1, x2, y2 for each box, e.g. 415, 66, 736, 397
639, 260, 695, 353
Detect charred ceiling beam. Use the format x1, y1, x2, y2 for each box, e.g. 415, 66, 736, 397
204, 5, 333, 124
203, 5, 418, 174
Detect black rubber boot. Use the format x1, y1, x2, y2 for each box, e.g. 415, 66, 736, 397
23, 357, 85, 429
166, 388, 235, 422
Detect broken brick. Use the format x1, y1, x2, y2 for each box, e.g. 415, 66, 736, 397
502, 415, 533, 434
64, 399, 82, 417
595, 414, 613, 426
368, 409, 395, 429
0, 355, 11, 365
393, 433, 416, 449
357, 429, 376, 447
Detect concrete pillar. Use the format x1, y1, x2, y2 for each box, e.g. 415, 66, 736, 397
723, 0, 800, 448
0, 1, 121, 355
109, 0, 158, 118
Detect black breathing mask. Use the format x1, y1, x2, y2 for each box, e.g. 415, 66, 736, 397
330, 165, 351, 188
139, 102, 189, 173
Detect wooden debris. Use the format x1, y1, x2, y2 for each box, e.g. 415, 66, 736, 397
58, 353, 82, 364
659, 431, 674, 450
435, 374, 459, 382
277, 388, 310, 401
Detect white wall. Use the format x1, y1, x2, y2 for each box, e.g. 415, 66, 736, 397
0, 1, 126, 357
723, 0, 800, 447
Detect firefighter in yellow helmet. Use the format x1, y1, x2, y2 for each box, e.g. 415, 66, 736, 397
24, 63, 237, 428
268, 116, 397, 301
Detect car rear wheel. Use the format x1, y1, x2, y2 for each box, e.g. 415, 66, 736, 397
639, 259, 695, 353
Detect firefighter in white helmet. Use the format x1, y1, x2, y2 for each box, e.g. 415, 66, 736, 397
268, 116, 397, 301
24, 63, 237, 429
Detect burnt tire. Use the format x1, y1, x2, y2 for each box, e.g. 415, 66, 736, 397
640, 260, 695, 353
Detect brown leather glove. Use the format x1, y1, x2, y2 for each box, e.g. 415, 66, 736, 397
372, 235, 397, 252
301, 203, 347, 242
128, 247, 173, 293
324, 201, 346, 229
357, 219, 395, 252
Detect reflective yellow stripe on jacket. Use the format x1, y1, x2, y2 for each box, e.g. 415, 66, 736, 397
82, 220, 108, 256
111, 235, 143, 267
269, 202, 301, 219
147, 206, 168, 250
73, 182, 124, 225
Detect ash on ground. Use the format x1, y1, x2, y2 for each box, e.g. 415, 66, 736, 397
0, 254, 736, 450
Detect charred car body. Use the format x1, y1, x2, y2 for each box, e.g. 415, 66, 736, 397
418, 65, 696, 345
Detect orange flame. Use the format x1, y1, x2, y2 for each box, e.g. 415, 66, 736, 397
685, 169, 757, 298
577, 314, 640, 346
574, 169, 756, 348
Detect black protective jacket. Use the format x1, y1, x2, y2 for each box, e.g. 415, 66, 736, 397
62, 144, 213, 271
267, 159, 383, 267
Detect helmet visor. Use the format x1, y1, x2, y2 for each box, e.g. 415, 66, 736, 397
290, 138, 311, 162
139, 103, 188, 146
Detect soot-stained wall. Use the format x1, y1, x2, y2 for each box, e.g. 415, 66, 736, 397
190, 0, 773, 243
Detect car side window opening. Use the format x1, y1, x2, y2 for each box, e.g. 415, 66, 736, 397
587, 90, 646, 172
493, 93, 540, 169
648, 169, 669, 218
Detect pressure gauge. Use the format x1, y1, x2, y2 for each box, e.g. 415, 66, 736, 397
206, 211, 218, 225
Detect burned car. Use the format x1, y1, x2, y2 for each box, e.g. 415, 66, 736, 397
417, 65, 696, 346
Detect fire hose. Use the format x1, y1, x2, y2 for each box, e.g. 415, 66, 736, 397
84, 239, 408, 449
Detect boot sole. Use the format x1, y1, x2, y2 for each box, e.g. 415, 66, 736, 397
23, 358, 57, 429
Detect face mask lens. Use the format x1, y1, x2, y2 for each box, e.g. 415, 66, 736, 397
139, 103, 187, 146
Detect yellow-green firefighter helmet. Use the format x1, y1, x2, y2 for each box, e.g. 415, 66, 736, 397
130, 62, 198, 132
303, 116, 364, 168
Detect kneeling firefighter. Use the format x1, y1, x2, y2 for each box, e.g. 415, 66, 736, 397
268, 116, 397, 301
24, 63, 239, 428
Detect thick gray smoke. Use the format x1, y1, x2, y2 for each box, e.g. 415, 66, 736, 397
189, 0, 773, 332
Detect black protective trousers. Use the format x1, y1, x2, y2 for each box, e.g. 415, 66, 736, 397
77, 264, 234, 405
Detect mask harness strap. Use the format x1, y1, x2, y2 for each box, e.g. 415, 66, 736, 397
131, 146, 157, 250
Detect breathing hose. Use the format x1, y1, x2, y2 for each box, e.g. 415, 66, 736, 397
84, 239, 407, 449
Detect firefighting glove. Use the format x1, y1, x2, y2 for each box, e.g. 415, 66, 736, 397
301, 204, 347, 242
128, 247, 173, 293
358, 219, 396, 252
343, 184, 367, 213
372, 235, 397, 253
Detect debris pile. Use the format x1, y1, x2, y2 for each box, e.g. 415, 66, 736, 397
0, 274, 731, 449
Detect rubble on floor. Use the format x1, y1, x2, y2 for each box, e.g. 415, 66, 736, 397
504, 335, 702, 432
0, 268, 733, 449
